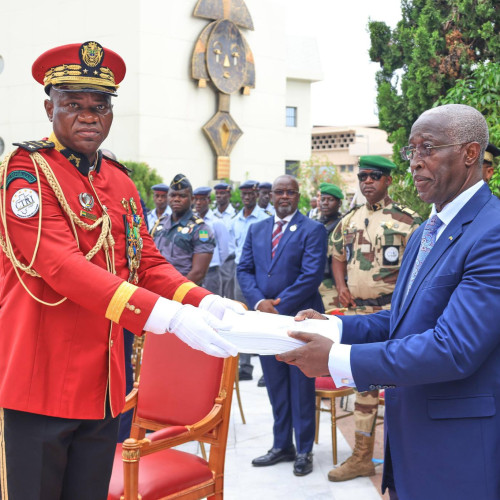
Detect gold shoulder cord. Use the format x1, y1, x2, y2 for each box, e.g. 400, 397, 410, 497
0, 151, 115, 306
150, 217, 161, 238
332, 209, 357, 252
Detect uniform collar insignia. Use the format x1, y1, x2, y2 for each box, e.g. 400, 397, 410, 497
49, 132, 102, 176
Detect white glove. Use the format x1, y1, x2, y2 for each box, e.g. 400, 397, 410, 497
198, 294, 246, 320
168, 304, 238, 358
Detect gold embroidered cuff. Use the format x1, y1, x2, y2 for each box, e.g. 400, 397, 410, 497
172, 282, 198, 303
106, 282, 139, 323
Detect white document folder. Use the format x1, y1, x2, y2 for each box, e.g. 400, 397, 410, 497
219, 310, 340, 355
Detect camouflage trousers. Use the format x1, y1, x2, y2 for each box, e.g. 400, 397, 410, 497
319, 280, 339, 312
343, 304, 390, 435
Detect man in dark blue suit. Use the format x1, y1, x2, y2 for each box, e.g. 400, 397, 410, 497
278, 104, 500, 499
237, 174, 327, 476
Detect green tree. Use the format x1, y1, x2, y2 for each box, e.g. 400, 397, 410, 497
289, 156, 345, 214
122, 161, 164, 210
369, 0, 500, 216
437, 62, 500, 196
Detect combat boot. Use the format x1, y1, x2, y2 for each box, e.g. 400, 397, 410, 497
327, 433, 376, 482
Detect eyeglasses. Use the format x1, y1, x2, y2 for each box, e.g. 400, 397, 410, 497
357, 171, 385, 182
272, 189, 299, 196
400, 143, 468, 161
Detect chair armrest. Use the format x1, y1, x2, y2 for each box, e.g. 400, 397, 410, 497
122, 387, 139, 413
137, 404, 223, 456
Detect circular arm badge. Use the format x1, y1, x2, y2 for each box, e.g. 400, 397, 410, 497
11, 188, 40, 218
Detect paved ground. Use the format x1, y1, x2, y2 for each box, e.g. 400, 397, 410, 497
179, 360, 388, 499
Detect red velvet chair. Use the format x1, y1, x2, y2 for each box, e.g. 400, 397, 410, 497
315, 376, 354, 465
108, 332, 237, 500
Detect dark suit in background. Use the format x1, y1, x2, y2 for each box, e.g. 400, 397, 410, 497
238, 210, 327, 459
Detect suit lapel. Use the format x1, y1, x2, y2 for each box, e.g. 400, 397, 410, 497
393, 184, 492, 331
268, 212, 302, 270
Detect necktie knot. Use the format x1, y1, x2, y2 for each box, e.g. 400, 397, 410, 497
426, 214, 443, 233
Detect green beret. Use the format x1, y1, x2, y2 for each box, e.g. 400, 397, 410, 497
319, 182, 344, 200
359, 155, 396, 174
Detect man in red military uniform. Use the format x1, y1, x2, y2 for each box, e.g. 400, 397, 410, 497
0, 41, 241, 500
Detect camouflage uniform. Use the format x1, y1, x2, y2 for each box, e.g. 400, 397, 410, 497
319, 215, 342, 311
151, 209, 215, 280
330, 195, 421, 436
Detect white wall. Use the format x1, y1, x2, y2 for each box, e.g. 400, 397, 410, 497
0, 0, 318, 186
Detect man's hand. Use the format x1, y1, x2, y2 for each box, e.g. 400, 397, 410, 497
257, 298, 281, 314
276, 331, 333, 377
168, 304, 238, 357
199, 294, 246, 320
337, 285, 357, 308
294, 308, 327, 321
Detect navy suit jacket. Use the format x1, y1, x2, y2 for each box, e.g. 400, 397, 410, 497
341, 184, 500, 499
237, 211, 327, 315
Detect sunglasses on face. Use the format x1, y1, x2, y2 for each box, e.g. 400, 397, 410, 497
357, 172, 385, 182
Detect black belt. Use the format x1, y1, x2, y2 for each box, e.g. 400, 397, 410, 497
355, 293, 393, 307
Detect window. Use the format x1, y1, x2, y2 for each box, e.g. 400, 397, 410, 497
286, 107, 297, 127
348, 165, 354, 173
285, 160, 299, 175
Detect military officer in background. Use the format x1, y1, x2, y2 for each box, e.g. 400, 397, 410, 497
214, 182, 237, 298
152, 175, 215, 285
193, 186, 231, 294
147, 183, 171, 230
257, 181, 275, 215
482, 143, 499, 183
231, 180, 269, 380
329, 155, 421, 482
317, 182, 344, 311
0, 41, 242, 500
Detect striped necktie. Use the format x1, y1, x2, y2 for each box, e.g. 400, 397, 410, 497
404, 214, 443, 298
271, 220, 285, 258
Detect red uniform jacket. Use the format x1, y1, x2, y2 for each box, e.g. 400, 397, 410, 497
0, 145, 210, 419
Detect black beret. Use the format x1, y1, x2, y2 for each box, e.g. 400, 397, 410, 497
170, 174, 192, 191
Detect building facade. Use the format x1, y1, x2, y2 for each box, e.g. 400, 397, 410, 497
0, 0, 321, 186
311, 125, 393, 201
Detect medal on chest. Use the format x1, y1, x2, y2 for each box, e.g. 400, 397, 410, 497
122, 197, 143, 284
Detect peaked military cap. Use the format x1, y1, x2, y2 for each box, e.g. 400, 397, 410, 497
359, 155, 396, 174
170, 174, 192, 191
239, 180, 259, 190
319, 182, 344, 200
32, 41, 126, 96
484, 143, 500, 164
193, 186, 212, 196
151, 183, 169, 193
259, 182, 272, 190
214, 182, 232, 191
